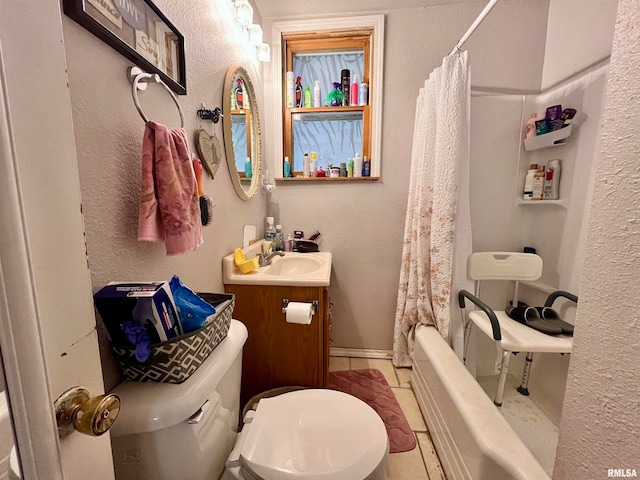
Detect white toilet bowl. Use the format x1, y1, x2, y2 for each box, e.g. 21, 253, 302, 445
111, 320, 388, 480
221, 389, 388, 480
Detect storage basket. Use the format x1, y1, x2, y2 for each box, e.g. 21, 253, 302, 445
112, 293, 234, 384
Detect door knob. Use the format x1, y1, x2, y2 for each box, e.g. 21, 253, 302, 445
54, 386, 120, 438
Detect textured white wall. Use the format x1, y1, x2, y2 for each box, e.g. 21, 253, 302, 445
261, 1, 549, 350
555, 0, 640, 475
62, 0, 267, 390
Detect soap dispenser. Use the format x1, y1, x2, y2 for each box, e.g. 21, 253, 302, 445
265, 217, 276, 244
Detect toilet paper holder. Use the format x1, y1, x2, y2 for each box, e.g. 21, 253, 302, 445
282, 299, 319, 315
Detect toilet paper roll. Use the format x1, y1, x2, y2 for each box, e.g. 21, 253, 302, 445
285, 302, 313, 325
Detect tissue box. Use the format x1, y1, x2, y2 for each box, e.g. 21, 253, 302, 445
93, 282, 182, 345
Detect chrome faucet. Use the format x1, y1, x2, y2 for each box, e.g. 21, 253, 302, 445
258, 250, 285, 267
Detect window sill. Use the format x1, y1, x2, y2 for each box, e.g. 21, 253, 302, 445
275, 176, 380, 182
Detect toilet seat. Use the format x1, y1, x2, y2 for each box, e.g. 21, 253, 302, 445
238, 389, 388, 480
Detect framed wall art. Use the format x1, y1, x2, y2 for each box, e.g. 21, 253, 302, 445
63, 0, 186, 94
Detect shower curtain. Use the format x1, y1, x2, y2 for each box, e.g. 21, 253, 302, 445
393, 52, 472, 367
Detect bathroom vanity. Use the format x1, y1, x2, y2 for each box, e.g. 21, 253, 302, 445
222, 242, 332, 407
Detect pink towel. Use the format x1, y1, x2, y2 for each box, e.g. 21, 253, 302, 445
137, 121, 203, 255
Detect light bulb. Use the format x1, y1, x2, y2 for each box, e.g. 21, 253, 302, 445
247, 24, 263, 46
256, 42, 270, 62
234, 0, 253, 27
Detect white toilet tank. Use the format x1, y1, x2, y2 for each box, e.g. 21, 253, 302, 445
110, 319, 248, 480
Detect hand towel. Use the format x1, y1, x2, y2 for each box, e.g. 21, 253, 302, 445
137, 121, 203, 255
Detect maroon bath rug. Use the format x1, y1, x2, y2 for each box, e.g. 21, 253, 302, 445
327, 368, 417, 453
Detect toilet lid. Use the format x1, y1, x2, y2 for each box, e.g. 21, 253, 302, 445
240, 389, 388, 480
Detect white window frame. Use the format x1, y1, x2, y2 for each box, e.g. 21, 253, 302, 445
270, 15, 385, 178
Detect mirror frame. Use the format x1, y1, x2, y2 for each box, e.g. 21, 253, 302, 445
222, 65, 261, 200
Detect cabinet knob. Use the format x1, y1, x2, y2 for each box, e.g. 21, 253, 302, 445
54, 387, 121, 438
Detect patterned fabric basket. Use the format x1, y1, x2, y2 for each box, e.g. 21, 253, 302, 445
112, 293, 234, 383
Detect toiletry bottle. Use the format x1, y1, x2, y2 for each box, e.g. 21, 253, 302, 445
561, 109, 577, 128
265, 217, 276, 244
310, 152, 318, 177
543, 159, 561, 200
329, 82, 343, 106
304, 85, 311, 108
347, 157, 354, 177
284, 234, 293, 252
313, 80, 321, 108
363, 156, 371, 176
341, 69, 350, 106
235, 78, 244, 109
286, 71, 294, 108
284, 156, 291, 178
274, 225, 284, 252
339, 162, 347, 177
525, 113, 538, 139
295, 76, 303, 108
359, 79, 368, 106
353, 153, 363, 177
244, 156, 252, 179
523, 163, 538, 200
350, 74, 359, 106
532, 165, 545, 200
303, 152, 310, 177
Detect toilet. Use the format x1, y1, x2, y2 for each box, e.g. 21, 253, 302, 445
110, 320, 388, 480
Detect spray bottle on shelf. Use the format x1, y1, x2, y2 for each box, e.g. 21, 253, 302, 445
359, 79, 368, 106
310, 152, 318, 177
350, 74, 359, 106
543, 159, 562, 200
313, 81, 321, 108
362, 156, 371, 176
353, 153, 363, 177
304, 84, 312, 108
284, 156, 291, 178
303, 152, 310, 177
347, 157, 354, 177
295, 76, 303, 108
532, 165, 546, 200
523, 164, 538, 200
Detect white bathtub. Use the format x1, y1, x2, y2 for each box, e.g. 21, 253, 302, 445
411, 325, 549, 480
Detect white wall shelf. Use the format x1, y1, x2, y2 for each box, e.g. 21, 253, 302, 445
524, 124, 573, 151
517, 199, 568, 208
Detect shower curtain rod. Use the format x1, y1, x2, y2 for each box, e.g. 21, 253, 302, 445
449, 0, 499, 55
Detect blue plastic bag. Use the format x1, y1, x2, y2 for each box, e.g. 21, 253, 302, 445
169, 275, 216, 334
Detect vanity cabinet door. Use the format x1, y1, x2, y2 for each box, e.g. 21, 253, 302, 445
224, 284, 329, 407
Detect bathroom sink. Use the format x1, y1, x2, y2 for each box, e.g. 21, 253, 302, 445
263, 255, 323, 276
222, 241, 332, 287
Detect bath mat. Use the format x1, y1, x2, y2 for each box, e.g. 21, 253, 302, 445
327, 368, 416, 453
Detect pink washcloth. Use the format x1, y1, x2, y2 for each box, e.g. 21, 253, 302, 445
137, 121, 203, 255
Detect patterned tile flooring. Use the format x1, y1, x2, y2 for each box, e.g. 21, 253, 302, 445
329, 357, 446, 480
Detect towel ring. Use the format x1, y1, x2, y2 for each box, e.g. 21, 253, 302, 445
129, 67, 184, 128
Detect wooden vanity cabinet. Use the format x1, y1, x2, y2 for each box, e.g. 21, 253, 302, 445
223, 284, 330, 408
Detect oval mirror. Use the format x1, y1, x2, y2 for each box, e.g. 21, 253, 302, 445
222, 65, 261, 200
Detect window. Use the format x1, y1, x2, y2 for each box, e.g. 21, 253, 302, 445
272, 16, 384, 180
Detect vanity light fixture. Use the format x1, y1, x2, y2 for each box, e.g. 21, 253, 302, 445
233, 0, 253, 27
247, 24, 263, 45
256, 42, 270, 62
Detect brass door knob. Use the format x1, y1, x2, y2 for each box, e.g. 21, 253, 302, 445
54, 387, 121, 438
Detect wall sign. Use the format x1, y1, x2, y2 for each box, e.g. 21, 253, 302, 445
63, 0, 186, 95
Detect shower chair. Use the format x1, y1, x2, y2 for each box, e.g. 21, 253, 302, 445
458, 252, 577, 406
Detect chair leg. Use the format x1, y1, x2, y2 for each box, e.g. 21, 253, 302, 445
517, 352, 534, 396
494, 350, 512, 407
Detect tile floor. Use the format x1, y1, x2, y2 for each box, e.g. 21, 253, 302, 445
329, 356, 446, 480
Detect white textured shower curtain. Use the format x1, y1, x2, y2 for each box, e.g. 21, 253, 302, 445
393, 52, 472, 367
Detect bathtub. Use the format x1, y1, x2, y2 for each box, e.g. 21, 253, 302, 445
411, 325, 549, 480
